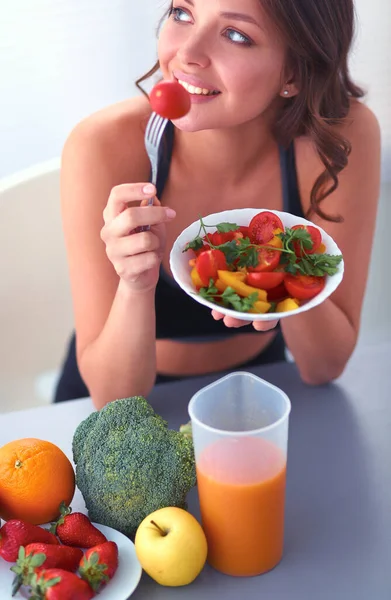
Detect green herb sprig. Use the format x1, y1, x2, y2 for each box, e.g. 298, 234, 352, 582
184, 217, 343, 278
278, 228, 343, 276
199, 280, 259, 313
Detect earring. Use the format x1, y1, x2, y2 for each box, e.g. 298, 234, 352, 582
283, 90, 289, 96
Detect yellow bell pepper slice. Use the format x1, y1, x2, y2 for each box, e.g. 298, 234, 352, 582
249, 300, 272, 314
190, 267, 204, 289
215, 278, 271, 313
217, 270, 267, 302
276, 298, 300, 313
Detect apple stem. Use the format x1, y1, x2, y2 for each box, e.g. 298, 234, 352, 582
150, 520, 168, 537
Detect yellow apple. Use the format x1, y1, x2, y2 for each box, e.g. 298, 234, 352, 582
134, 506, 208, 587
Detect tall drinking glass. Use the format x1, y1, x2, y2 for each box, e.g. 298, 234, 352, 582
188, 371, 291, 577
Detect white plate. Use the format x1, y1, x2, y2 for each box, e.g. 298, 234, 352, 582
170, 208, 344, 321
0, 522, 142, 599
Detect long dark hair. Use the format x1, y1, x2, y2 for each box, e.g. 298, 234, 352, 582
136, 1, 364, 222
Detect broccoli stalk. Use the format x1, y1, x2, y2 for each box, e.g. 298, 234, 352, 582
72, 396, 196, 538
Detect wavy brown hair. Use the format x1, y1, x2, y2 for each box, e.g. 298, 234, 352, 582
136, 0, 364, 222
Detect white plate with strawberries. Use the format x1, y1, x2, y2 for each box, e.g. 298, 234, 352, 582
0, 522, 142, 599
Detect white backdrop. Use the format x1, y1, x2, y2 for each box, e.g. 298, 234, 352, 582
0, 0, 390, 179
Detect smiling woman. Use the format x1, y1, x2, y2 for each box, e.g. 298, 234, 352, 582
56, 0, 380, 407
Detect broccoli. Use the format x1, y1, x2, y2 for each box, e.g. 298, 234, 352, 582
72, 396, 196, 538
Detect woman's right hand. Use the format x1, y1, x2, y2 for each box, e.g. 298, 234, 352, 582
100, 183, 176, 293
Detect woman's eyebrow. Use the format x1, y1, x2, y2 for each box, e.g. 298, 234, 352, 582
220, 12, 263, 30
182, 1, 263, 31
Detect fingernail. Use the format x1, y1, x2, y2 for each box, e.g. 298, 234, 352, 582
143, 184, 155, 195
165, 208, 176, 219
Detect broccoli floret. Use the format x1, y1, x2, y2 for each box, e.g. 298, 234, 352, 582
72, 396, 196, 538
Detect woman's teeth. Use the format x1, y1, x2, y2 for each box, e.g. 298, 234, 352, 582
178, 79, 219, 96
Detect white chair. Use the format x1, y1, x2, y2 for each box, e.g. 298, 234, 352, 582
0, 159, 74, 412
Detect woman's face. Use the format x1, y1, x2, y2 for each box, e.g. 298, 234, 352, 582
158, 0, 288, 132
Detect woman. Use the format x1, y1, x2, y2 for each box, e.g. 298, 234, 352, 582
56, 0, 380, 408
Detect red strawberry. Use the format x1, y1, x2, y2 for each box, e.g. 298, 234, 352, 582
29, 568, 94, 600
11, 543, 84, 595
79, 541, 118, 592
0, 520, 59, 562
50, 503, 106, 548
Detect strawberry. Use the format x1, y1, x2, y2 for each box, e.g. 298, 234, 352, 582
28, 568, 95, 600
11, 544, 84, 595
0, 520, 59, 562
79, 541, 119, 592
50, 503, 106, 548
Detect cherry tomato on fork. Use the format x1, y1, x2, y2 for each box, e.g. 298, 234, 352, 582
149, 81, 191, 120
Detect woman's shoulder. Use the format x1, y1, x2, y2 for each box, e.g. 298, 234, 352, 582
294, 99, 381, 208
296, 99, 380, 161
62, 95, 152, 178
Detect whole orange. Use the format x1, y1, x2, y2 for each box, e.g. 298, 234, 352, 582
0, 438, 75, 524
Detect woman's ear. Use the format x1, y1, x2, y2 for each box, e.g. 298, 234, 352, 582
280, 78, 300, 98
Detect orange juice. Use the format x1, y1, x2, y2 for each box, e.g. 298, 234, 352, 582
197, 436, 286, 576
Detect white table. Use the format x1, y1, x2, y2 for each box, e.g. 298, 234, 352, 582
1, 342, 390, 599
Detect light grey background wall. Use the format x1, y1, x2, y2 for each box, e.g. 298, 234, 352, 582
0, 0, 390, 179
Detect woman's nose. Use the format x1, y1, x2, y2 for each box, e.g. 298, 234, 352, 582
176, 32, 211, 68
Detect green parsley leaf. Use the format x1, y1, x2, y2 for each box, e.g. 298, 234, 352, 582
221, 288, 258, 312
216, 222, 240, 233
183, 237, 204, 253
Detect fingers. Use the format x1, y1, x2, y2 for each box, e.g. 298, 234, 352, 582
103, 183, 158, 222
212, 310, 279, 331
113, 251, 161, 282
102, 205, 175, 239
252, 319, 279, 331
105, 230, 161, 262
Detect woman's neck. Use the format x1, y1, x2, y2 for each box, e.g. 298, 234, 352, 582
173, 115, 277, 186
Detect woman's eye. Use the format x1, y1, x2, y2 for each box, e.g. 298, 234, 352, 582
225, 29, 253, 46
170, 7, 192, 23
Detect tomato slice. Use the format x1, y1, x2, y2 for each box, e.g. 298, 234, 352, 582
195, 249, 228, 286
248, 247, 281, 273
238, 226, 251, 239
246, 271, 285, 290
284, 274, 325, 300
292, 225, 322, 256
206, 230, 243, 246
249, 211, 284, 245
149, 81, 191, 120
267, 282, 288, 302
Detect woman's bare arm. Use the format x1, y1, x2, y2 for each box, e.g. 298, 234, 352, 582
280, 102, 381, 384
61, 99, 170, 408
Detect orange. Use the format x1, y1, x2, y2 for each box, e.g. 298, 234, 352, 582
0, 438, 75, 524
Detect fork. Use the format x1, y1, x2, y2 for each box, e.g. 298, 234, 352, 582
140, 112, 169, 231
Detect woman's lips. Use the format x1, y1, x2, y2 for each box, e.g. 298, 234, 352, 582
172, 70, 221, 94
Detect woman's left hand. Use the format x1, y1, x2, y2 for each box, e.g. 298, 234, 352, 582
211, 310, 279, 332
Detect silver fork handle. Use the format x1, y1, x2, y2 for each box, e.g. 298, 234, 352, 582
147, 162, 158, 207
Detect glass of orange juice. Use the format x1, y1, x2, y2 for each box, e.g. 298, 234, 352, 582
188, 371, 291, 577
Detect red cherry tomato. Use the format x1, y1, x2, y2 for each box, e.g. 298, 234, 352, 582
207, 230, 243, 246
267, 282, 288, 302
149, 81, 191, 120
195, 249, 228, 286
291, 224, 322, 256
246, 271, 286, 290
238, 226, 250, 239
248, 248, 281, 273
284, 274, 326, 300
248, 211, 284, 245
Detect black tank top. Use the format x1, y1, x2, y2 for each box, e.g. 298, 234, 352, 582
155, 122, 304, 340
